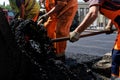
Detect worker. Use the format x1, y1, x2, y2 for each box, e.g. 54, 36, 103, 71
9, 0, 40, 22
69, 0, 120, 79
39, 0, 78, 62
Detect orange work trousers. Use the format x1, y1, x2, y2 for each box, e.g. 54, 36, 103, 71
45, 0, 78, 57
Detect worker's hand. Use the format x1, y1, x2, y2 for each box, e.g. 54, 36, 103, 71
105, 26, 114, 34
69, 31, 80, 42
105, 25, 112, 30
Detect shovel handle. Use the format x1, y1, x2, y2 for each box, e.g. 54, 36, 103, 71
51, 29, 117, 42
51, 37, 70, 42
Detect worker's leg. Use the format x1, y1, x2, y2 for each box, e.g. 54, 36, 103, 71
55, 5, 78, 62
111, 49, 120, 79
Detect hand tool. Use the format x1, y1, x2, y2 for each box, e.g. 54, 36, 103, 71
51, 29, 117, 42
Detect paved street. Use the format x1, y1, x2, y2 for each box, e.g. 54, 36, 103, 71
65, 32, 117, 62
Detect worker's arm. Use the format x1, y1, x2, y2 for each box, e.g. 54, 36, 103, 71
40, 0, 67, 17
69, 5, 99, 42
75, 6, 99, 33
48, 0, 67, 15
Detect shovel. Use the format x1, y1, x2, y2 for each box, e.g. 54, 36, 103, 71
51, 29, 117, 42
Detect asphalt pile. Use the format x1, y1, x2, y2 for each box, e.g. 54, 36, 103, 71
9, 19, 104, 80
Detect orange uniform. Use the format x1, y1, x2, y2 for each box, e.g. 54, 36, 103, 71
45, 0, 78, 57
99, 0, 120, 78
99, 0, 120, 50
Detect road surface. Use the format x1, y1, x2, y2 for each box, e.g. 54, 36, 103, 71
65, 32, 117, 63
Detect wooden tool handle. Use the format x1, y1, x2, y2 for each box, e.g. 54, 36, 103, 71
51, 29, 117, 42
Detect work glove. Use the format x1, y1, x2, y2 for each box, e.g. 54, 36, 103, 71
105, 26, 114, 34
69, 31, 80, 42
